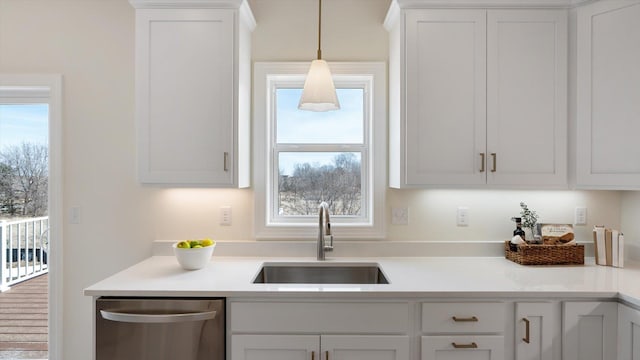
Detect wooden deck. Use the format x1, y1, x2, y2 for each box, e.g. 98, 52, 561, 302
0, 274, 48, 360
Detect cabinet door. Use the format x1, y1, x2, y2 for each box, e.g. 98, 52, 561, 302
404, 9, 487, 186
136, 9, 234, 185
562, 302, 617, 360
515, 302, 556, 360
576, 0, 640, 188
231, 334, 318, 360
487, 10, 567, 187
421, 335, 504, 360
618, 304, 640, 360
321, 335, 409, 360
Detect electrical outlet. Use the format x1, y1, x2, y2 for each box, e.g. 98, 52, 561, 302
391, 207, 409, 225
575, 207, 587, 225
457, 207, 469, 226
70, 207, 81, 224
220, 206, 232, 226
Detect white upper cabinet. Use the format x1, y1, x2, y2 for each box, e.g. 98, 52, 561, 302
487, 10, 567, 187
401, 9, 487, 186
386, 3, 567, 188
131, 0, 254, 186
576, 0, 640, 189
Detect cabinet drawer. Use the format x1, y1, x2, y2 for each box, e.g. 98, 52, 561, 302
422, 302, 505, 333
231, 301, 409, 334
421, 335, 504, 360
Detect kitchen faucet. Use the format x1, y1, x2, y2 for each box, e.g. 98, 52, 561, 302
317, 202, 334, 260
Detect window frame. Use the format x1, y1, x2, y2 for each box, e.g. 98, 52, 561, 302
253, 62, 386, 240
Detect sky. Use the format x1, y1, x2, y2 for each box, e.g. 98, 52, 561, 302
276, 88, 364, 175
0, 104, 49, 150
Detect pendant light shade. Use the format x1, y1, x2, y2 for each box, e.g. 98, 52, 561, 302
298, 59, 340, 111
298, 0, 340, 112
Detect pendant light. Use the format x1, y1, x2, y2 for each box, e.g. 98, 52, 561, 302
298, 0, 340, 112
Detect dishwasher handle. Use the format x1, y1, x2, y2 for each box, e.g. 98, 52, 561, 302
100, 309, 217, 324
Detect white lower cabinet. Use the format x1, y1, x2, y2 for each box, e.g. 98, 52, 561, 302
229, 301, 411, 360
422, 335, 504, 360
231, 335, 318, 360
515, 302, 559, 360
231, 334, 409, 360
229, 299, 639, 360
618, 304, 640, 360
562, 301, 618, 360
323, 335, 409, 360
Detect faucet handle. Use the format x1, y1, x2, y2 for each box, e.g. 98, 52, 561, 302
324, 235, 334, 251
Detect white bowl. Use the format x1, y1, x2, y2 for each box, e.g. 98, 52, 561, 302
172, 243, 215, 270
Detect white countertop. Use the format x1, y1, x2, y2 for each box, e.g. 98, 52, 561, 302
84, 255, 640, 306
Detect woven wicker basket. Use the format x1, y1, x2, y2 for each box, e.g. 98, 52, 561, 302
504, 241, 584, 265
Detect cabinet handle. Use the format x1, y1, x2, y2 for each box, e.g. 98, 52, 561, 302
523, 317, 530, 344
311, 351, 314, 360
491, 153, 497, 172
223, 152, 229, 172
325, 351, 329, 360
479, 153, 485, 172
452, 316, 478, 322
452, 342, 478, 349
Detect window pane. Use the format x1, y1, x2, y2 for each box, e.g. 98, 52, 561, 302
276, 88, 364, 144
0, 104, 49, 147
278, 152, 362, 216
0, 104, 49, 218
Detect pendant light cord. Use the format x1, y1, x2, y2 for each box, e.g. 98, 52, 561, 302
317, 0, 322, 60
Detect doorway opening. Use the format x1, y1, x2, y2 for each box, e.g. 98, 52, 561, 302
0, 77, 62, 360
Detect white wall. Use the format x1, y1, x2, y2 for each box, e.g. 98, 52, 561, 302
0, 0, 627, 359
250, 0, 391, 61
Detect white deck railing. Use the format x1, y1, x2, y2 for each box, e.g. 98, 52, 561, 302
0, 216, 49, 291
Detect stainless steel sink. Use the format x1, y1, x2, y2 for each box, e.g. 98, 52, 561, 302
253, 263, 389, 284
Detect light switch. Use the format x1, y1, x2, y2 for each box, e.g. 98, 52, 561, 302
457, 207, 469, 226
220, 206, 232, 226
575, 207, 587, 225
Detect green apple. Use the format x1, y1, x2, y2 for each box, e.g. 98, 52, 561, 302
176, 241, 190, 249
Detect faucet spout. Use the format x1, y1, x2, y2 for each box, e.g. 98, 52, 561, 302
317, 202, 334, 260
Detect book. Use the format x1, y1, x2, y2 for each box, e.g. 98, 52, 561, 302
619, 234, 625, 268
594, 226, 606, 265
612, 229, 619, 267
605, 229, 613, 266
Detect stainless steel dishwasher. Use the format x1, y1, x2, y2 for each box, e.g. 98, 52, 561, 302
96, 297, 224, 360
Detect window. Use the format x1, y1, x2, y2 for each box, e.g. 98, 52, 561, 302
0, 103, 49, 217
254, 63, 386, 239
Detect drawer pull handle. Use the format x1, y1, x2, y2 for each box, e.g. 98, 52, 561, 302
452, 342, 478, 349
452, 316, 478, 322
491, 152, 497, 172
479, 153, 485, 172
523, 317, 530, 344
